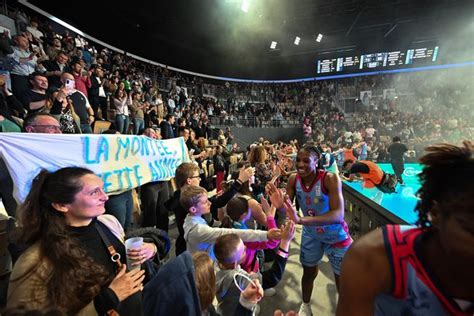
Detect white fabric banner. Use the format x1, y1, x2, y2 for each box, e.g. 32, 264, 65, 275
0, 133, 189, 203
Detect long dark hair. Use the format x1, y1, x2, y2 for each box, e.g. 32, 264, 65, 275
14, 167, 112, 314
415, 141, 473, 228
221, 196, 249, 228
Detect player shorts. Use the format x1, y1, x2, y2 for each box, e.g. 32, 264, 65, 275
300, 228, 352, 275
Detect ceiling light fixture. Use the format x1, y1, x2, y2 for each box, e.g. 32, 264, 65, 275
270, 41, 277, 49
316, 34, 323, 42
294, 36, 301, 45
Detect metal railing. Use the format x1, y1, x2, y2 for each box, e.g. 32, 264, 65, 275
209, 117, 300, 128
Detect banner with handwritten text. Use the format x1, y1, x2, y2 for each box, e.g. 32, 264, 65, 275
0, 133, 189, 203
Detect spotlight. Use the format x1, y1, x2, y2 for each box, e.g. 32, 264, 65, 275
270, 41, 277, 49
294, 36, 301, 45
241, 0, 250, 13
316, 34, 323, 42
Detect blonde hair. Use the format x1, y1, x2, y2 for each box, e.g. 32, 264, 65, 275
175, 162, 200, 188
192, 252, 216, 312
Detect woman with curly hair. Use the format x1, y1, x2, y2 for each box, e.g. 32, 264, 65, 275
337, 141, 474, 315
7, 167, 158, 315
248, 145, 274, 198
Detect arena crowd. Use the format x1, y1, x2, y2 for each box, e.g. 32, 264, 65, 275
0, 5, 473, 316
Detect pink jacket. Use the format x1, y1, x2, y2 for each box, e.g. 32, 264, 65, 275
240, 216, 279, 273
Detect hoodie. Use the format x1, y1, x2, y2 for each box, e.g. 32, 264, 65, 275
216, 254, 288, 316
216, 267, 261, 316
143, 251, 201, 316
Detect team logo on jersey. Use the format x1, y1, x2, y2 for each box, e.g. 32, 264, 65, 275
306, 196, 312, 205
316, 227, 325, 234
315, 184, 321, 196
307, 209, 316, 216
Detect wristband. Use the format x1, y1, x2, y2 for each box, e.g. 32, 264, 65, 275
276, 248, 289, 259
278, 247, 288, 254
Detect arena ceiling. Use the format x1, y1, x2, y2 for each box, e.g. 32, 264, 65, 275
27, 0, 474, 80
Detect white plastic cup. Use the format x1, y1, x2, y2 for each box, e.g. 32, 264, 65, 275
125, 237, 143, 270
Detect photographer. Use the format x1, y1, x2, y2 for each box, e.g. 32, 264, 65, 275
51, 72, 94, 133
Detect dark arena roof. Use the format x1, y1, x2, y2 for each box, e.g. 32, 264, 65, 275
27, 0, 474, 80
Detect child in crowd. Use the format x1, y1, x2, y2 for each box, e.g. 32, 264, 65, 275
214, 220, 296, 315
217, 170, 267, 228
221, 195, 279, 273
144, 251, 262, 316
182, 185, 281, 254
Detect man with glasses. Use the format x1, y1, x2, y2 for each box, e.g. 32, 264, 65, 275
24, 113, 62, 134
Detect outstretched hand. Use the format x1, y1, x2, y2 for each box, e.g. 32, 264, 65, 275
260, 195, 276, 217
267, 228, 282, 240
238, 166, 255, 184
284, 198, 301, 224
265, 182, 284, 209
281, 220, 296, 242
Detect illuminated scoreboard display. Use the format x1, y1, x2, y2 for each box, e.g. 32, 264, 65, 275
316, 46, 439, 75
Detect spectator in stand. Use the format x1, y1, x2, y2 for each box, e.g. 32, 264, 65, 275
46, 37, 62, 60
113, 89, 130, 135
88, 64, 108, 120
69, 58, 91, 97
48, 88, 81, 134
23, 112, 62, 134
224, 126, 234, 144
26, 19, 44, 47
194, 119, 210, 139
43, 51, 68, 90
365, 124, 376, 139
18, 72, 48, 114
8, 35, 37, 97
0, 81, 23, 219
0, 73, 25, 119
213, 145, 227, 193
155, 93, 164, 121
167, 94, 176, 114
129, 92, 146, 135
160, 114, 175, 139
58, 73, 94, 133
303, 117, 312, 143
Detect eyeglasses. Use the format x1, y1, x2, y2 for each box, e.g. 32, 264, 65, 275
189, 175, 201, 179
30, 124, 61, 131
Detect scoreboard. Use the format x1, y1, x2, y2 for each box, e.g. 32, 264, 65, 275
317, 46, 439, 75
